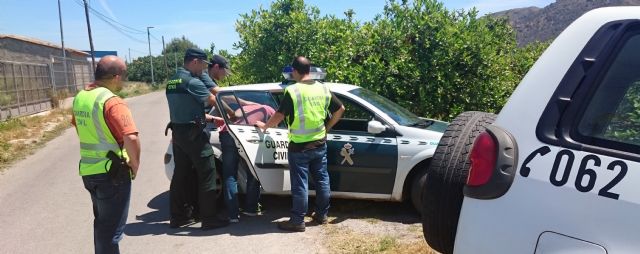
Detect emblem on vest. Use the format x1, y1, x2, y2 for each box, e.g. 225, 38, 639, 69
340, 143, 354, 165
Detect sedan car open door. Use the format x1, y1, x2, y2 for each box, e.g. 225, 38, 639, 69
216, 90, 291, 192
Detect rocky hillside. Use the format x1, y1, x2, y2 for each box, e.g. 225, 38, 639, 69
492, 0, 640, 46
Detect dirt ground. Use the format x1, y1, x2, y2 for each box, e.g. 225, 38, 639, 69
256, 195, 437, 253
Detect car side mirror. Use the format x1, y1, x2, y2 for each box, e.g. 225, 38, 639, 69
367, 120, 386, 134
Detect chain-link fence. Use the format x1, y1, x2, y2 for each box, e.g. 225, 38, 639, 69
51, 55, 92, 95
0, 57, 92, 121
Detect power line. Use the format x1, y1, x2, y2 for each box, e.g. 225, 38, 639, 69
71, 0, 148, 44
74, 0, 145, 34
150, 34, 162, 43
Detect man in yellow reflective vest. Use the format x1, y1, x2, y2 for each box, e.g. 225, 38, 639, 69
72, 55, 141, 254
257, 56, 345, 232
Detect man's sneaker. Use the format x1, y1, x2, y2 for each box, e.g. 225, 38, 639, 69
312, 215, 329, 225
241, 211, 262, 217
242, 203, 264, 217
229, 218, 240, 223
169, 218, 195, 228
201, 219, 229, 230
277, 220, 305, 232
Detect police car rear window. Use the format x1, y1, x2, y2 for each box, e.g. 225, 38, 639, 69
575, 33, 640, 152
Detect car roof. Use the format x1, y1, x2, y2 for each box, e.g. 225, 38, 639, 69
218, 82, 362, 93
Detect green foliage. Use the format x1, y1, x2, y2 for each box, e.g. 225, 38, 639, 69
352, 0, 528, 120
233, 0, 323, 83
128, 36, 200, 84
126, 0, 549, 121
163, 36, 198, 54
605, 82, 640, 145
231, 0, 547, 121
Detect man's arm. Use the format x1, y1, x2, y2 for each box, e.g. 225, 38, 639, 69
210, 86, 221, 95
123, 133, 140, 178
325, 93, 345, 131
326, 105, 345, 132
255, 112, 285, 132
103, 97, 141, 179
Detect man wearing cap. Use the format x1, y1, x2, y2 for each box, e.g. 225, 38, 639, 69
204, 55, 265, 223
165, 48, 228, 230
205, 54, 232, 92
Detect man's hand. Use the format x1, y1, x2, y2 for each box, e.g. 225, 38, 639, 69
205, 113, 215, 122
127, 159, 138, 180
123, 133, 140, 180
255, 121, 266, 132
206, 113, 226, 127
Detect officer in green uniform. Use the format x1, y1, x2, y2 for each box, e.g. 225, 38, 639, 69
165, 48, 228, 230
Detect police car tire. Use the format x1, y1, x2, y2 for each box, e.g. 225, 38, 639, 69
410, 169, 428, 215
421, 111, 496, 254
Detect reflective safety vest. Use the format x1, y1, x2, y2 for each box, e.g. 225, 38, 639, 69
73, 87, 128, 176
285, 81, 331, 143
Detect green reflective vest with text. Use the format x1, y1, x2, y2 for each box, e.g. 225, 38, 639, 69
285, 82, 331, 143
73, 87, 128, 176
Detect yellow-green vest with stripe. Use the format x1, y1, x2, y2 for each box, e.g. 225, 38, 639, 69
73, 87, 128, 176
285, 81, 331, 143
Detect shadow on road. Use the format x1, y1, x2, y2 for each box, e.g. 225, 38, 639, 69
328, 197, 420, 225
125, 191, 419, 237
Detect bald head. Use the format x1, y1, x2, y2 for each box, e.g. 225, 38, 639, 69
291, 56, 311, 75
95, 55, 127, 81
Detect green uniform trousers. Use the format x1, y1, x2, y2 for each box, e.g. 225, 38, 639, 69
169, 124, 219, 224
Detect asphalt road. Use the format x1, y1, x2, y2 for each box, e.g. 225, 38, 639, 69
0, 91, 327, 254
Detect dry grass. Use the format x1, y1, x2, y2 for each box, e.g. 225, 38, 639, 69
117, 81, 162, 98
323, 224, 437, 254
0, 108, 72, 171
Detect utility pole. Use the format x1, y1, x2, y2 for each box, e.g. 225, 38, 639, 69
147, 26, 155, 86
57, 0, 69, 91
162, 36, 168, 76
83, 0, 96, 69
128, 48, 131, 64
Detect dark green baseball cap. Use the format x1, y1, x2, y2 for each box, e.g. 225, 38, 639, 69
184, 48, 210, 64
209, 54, 232, 75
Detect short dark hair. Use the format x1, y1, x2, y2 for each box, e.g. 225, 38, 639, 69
94, 61, 124, 81
291, 56, 311, 75
184, 56, 198, 64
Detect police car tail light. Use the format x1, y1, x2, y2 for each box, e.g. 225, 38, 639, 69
464, 125, 518, 200
467, 131, 497, 187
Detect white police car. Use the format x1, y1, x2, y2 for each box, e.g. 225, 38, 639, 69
164, 67, 447, 212
422, 7, 640, 254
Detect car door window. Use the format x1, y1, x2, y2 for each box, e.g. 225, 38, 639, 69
575, 33, 640, 151
218, 91, 280, 127
331, 95, 377, 133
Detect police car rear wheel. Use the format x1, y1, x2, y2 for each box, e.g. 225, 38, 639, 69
421, 111, 496, 254
410, 169, 428, 215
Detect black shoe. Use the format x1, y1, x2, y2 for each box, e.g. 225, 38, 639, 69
170, 218, 195, 228
185, 205, 201, 222
277, 220, 305, 232
201, 219, 229, 230
312, 215, 328, 225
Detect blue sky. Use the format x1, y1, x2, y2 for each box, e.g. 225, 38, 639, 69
0, 0, 554, 61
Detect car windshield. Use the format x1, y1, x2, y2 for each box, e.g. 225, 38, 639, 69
349, 87, 423, 126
